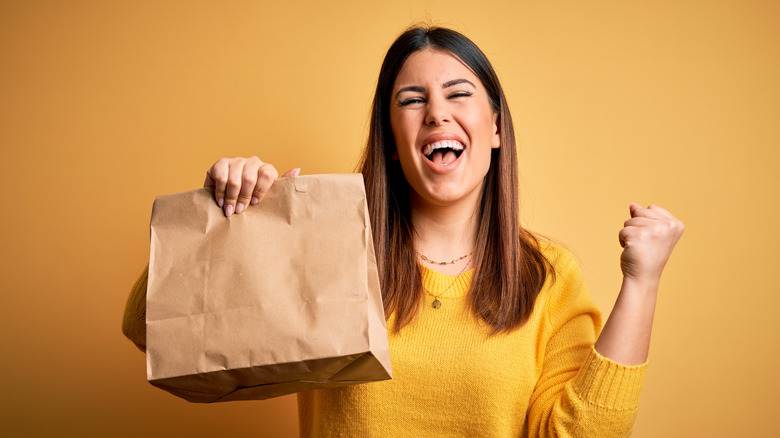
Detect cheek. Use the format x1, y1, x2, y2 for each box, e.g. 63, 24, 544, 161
468, 110, 498, 147
389, 112, 405, 144
390, 115, 418, 155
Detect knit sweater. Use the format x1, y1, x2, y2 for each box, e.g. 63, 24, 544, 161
297, 245, 647, 437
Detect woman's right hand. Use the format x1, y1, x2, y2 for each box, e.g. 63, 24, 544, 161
203, 156, 300, 216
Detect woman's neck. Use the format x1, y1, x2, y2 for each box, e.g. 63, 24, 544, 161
410, 194, 479, 275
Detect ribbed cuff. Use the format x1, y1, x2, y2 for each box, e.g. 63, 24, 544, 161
572, 347, 648, 411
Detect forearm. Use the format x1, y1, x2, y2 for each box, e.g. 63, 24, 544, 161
594, 277, 658, 366
122, 265, 148, 352
598, 203, 684, 365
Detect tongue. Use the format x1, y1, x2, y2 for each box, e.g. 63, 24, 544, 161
432, 149, 457, 165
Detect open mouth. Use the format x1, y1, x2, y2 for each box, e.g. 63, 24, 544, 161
422, 140, 464, 166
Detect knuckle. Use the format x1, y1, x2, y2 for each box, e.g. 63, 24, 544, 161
258, 165, 278, 181
214, 174, 228, 185
230, 157, 247, 168
242, 172, 258, 185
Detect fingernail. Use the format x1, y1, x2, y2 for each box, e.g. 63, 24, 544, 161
218, 198, 224, 208
236, 202, 245, 214
225, 204, 234, 217
251, 197, 259, 205
294, 168, 301, 177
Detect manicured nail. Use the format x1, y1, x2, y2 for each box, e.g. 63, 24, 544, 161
225, 204, 234, 216
236, 202, 245, 214
251, 196, 259, 205
294, 168, 301, 177
218, 198, 224, 208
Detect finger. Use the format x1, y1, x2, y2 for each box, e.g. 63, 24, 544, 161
628, 206, 684, 242
618, 226, 632, 248
647, 204, 676, 220
281, 167, 301, 178
251, 163, 280, 204
235, 157, 262, 214
206, 158, 230, 208
618, 225, 649, 247
223, 157, 250, 216
630, 204, 665, 220
203, 173, 215, 188
623, 217, 654, 228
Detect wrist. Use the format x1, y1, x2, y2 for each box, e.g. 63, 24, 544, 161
621, 275, 660, 297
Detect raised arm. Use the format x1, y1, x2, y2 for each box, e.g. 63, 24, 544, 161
595, 203, 684, 365
526, 205, 683, 437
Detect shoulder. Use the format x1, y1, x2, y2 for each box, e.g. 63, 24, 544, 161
537, 240, 580, 279
535, 240, 599, 326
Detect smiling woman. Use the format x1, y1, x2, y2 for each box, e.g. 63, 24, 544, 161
361, 29, 548, 337
123, 25, 684, 438
391, 49, 500, 208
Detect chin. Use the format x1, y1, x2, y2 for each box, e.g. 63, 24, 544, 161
413, 180, 484, 208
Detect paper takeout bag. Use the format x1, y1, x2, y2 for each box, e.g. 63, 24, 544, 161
146, 174, 392, 403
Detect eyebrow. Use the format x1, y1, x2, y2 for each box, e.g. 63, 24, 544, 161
395, 79, 476, 99
443, 79, 475, 89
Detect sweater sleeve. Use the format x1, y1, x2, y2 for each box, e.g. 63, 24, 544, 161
526, 248, 647, 438
122, 265, 148, 352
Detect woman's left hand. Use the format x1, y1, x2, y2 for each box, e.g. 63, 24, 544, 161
618, 204, 684, 285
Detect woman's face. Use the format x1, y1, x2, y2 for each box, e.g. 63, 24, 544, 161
390, 48, 500, 210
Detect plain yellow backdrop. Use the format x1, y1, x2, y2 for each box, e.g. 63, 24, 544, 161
1, 1, 778, 436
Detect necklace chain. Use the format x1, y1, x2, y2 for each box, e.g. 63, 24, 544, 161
415, 249, 473, 266
422, 260, 471, 309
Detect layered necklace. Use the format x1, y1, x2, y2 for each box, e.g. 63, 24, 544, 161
416, 250, 473, 309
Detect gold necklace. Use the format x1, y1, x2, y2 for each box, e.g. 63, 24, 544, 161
422, 261, 471, 309
415, 249, 473, 266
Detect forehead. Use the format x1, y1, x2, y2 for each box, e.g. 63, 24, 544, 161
393, 48, 480, 90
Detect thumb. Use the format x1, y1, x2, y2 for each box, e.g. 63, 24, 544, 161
281, 167, 301, 178
629, 203, 642, 217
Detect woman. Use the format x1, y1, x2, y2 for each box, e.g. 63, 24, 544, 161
125, 26, 683, 437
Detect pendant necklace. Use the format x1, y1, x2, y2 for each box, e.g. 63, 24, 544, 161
421, 260, 471, 309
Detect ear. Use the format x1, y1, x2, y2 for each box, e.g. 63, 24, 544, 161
491, 113, 501, 149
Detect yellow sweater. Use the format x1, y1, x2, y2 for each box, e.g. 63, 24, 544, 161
298, 245, 646, 437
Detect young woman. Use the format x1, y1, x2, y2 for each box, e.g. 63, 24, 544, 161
124, 26, 683, 437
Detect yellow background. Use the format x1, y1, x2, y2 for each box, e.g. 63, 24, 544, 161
2, 1, 778, 436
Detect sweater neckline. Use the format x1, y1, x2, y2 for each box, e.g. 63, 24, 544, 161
419, 263, 474, 299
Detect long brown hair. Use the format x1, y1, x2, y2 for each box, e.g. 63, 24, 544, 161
358, 26, 553, 334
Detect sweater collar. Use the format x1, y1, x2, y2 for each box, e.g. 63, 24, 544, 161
419, 263, 474, 299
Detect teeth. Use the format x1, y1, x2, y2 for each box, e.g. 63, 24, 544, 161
422, 140, 464, 156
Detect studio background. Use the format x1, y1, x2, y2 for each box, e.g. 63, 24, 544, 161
1, 1, 778, 437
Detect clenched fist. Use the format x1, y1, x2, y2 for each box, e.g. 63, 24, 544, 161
618, 204, 684, 285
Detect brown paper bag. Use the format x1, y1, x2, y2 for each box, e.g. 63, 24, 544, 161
146, 174, 392, 403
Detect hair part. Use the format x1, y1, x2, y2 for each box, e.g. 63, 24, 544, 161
357, 25, 553, 334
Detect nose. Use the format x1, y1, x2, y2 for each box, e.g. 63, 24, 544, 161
424, 96, 450, 126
